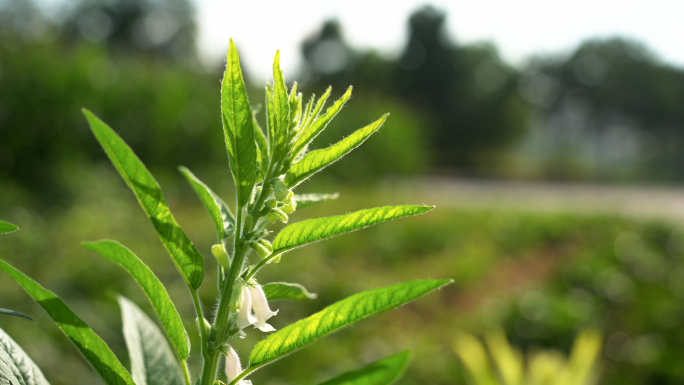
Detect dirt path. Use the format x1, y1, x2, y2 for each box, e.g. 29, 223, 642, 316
379, 177, 684, 222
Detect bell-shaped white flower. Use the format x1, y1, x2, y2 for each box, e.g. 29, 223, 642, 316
224, 346, 252, 385
248, 284, 278, 332
236, 285, 256, 329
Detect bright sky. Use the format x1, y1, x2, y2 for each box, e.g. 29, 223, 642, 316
195, 0, 684, 79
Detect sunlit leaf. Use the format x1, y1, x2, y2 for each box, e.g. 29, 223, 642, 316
0, 309, 32, 321
272, 205, 433, 257
293, 86, 352, 158
118, 296, 184, 385
252, 112, 270, 181
293, 193, 339, 211
262, 282, 317, 301
83, 240, 189, 360
271, 51, 290, 163
0, 221, 18, 235
0, 259, 135, 385
318, 350, 411, 385
247, 279, 451, 372
221, 39, 257, 207
0, 326, 50, 385
83, 109, 204, 291
178, 167, 235, 242
285, 114, 387, 188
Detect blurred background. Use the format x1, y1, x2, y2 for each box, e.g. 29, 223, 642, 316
2, 0, 684, 384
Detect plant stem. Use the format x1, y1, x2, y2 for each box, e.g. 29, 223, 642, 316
190, 289, 208, 359
181, 359, 191, 385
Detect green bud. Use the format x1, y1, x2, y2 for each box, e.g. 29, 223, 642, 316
243, 214, 254, 230
250, 241, 271, 259
195, 317, 212, 335
273, 179, 289, 201
281, 203, 295, 214
211, 244, 230, 269
266, 212, 277, 223
266, 198, 277, 209
268, 254, 281, 264
230, 279, 244, 313
271, 207, 288, 223
257, 238, 272, 249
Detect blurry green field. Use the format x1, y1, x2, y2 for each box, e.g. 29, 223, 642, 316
2, 171, 684, 384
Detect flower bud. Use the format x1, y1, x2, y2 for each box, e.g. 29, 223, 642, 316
273, 179, 289, 202
266, 212, 277, 223
257, 238, 272, 249
267, 254, 281, 264
266, 198, 278, 209
249, 241, 271, 259
281, 203, 295, 214
195, 317, 212, 336
211, 244, 230, 269
271, 208, 288, 223
243, 214, 254, 231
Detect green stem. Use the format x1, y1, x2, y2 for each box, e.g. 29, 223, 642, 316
181, 359, 191, 385
190, 289, 208, 359
199, 157, 279, 385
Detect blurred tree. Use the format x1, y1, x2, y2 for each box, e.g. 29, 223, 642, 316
300, 19, 356, 87
521, 38, 684, 179
60, 0, 196, 59
393, 6, 529, 170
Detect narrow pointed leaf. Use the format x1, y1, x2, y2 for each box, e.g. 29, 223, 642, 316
266, 84, 276, 158
0, 221, 18, 235
272, 205, 433, 256
83, 109, 204, 290
262, 282, 317, 301
271, 51, 290, 162
293, 86, 352, 157
306, 87, 332, 130
83, 240, 189, 360
0, 259, 135, 385
285, 115, 387, 188
318, 350, 411, 385
178, 167, 235, 242
252, 112, 270, 180
247, 279, 452, 372
293, 193, 339, 211
0, 309, 32, 321
118, 296, 184, 385
222, 40, 257, 207
0, 326, 50, 385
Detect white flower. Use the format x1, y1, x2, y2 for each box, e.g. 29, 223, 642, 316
248, 284, 278, 332
224, 346, 252, 385
236, 285, 256, 329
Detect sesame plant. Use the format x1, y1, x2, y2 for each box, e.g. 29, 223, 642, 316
0, 41, 451, 385
454, 329, 602, 385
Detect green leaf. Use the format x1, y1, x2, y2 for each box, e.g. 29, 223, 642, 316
293, 86, 352, 158
252, 112, 270, 180
285, 114, 387, 188
0, 259, 135, 385
293, 193, 339, 211
318, 351, 411, 385
82, 240, 189, 360
0, 309, 32, 321
248, 279, 451, 372
272, 205, 433, 256
302, 88, 331, 133
0, 221, 18, 235
262, 282, 317, 301
178, 167, 235, 242
83, 109, 205, 291
271, 51, 290, 163
118, 296, 184, 385
0, 326, 50, 385
221, 39, 257, 207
